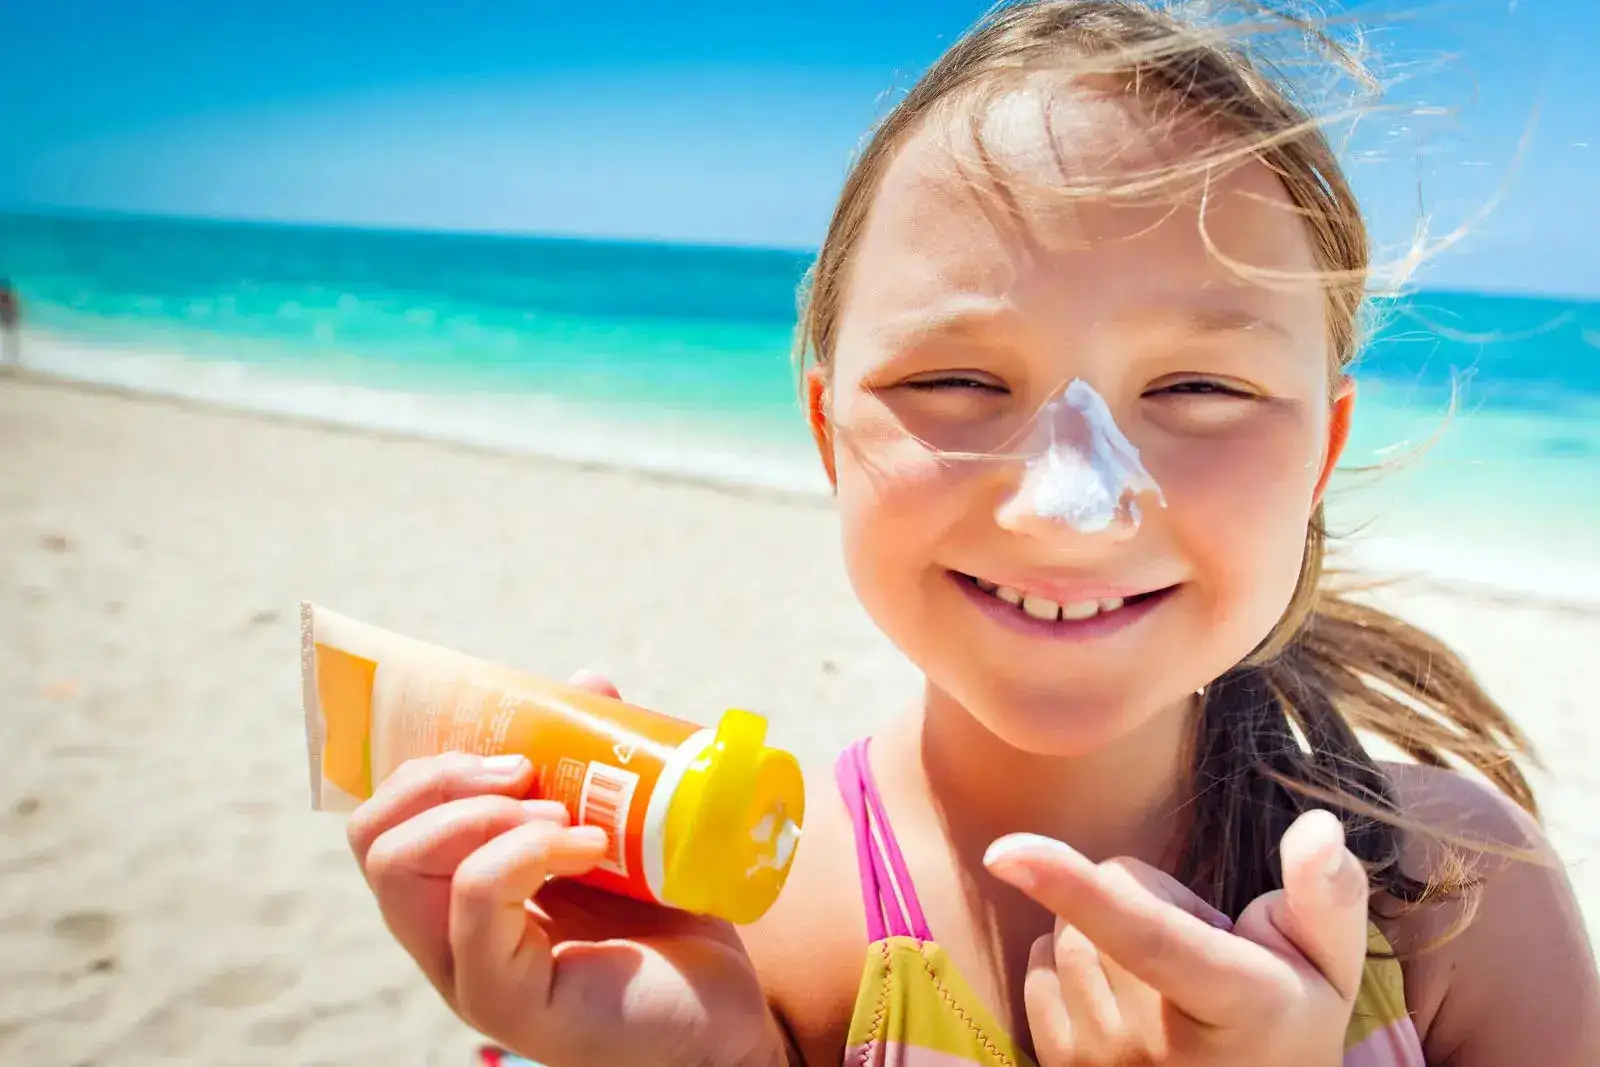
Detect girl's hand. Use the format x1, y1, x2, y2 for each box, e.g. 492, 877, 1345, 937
984, 809, 1368, 1067
346, 671, 788, 1067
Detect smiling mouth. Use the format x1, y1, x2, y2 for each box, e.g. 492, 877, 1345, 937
952, 571, 1174, 623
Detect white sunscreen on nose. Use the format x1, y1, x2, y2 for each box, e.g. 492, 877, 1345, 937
1016, 379, 1165, 532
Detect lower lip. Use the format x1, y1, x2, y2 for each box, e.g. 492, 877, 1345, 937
949, 571, 1175, 643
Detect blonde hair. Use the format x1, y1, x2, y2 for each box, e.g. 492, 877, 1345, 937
796, 0, 1537, 920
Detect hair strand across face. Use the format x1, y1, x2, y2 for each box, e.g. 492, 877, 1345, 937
794, 0, 1538, 931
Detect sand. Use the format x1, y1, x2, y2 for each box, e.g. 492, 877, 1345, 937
2, 370, 1593, 1066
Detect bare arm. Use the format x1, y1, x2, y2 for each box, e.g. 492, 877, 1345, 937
1384, 764, 1600, 1066
740, 771, 869, 1067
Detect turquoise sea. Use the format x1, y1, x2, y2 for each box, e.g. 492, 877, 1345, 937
4, 210, 1597, 597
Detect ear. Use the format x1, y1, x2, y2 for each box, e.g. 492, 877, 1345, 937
805, 365, 839, 489
1311, 376, 1355, 508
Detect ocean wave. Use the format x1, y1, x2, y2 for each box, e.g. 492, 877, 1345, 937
18, 331, 832, 498
1336, 537, 1600, 611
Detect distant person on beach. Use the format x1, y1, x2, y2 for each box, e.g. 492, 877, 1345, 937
0, 279, 18, 368
342, 3, 1599, 1066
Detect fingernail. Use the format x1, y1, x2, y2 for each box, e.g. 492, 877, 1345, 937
1207, 912, 1235, 931
983, 833, 1078, 890
1323, 845, 1347, 883
570, 825, 610, 850
984, 833, 1076, 866
522, 799, 571, 823
989, 860, 1035, 891
1325, 846, 1369, 908
481, 754, 531, 775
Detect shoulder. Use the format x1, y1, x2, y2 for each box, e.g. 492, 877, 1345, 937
1377, 761, 1600, 1066
739, 755, 870, 1067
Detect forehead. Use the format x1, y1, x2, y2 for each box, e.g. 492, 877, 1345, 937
839, 83, 1326, 354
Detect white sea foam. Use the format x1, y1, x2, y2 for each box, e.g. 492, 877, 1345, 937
1337, 535, 1600, 609
20, 331, 832, 498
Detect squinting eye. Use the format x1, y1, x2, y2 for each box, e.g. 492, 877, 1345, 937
1148, 379, 1256, 399
903, 376, 1008, 393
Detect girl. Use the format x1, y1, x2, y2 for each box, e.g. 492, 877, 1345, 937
345, 2, 1599, 1064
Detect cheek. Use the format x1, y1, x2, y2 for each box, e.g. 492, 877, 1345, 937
1156, 411, 1325, 633
834, 460, 967, 633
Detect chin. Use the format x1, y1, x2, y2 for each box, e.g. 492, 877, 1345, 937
956, 678, 1175, 758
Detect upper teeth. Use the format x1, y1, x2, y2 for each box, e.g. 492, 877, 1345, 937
975, 578, 1126, 621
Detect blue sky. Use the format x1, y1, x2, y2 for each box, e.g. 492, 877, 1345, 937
2, 1, 1595, 294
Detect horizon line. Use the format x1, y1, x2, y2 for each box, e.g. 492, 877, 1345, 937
0, 203, 821, 258
4, 203, 1594, 304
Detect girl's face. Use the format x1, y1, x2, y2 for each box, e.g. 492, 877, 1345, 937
810, 88, 1353, 755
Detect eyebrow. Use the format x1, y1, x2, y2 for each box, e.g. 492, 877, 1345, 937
871, 299, 1297, 353
1172, 307, 1297, 343
868, 298, 1031, 354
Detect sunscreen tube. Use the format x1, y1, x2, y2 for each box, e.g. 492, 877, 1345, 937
301, 603, 804, 925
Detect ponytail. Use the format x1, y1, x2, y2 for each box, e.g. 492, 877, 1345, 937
1178, 578, 1540, 922
1177, 508, 1536, 921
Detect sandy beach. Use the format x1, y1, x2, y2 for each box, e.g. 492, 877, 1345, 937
2, 370, 1593, 1066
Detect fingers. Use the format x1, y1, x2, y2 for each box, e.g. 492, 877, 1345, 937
1093, 861, 1196, 1047
348, 752, 536, 868
1025, 919, 1162, 1065
1024, 934, 1076, 1065
449, 818, 609, 1028
1098, 857, 1234, 933
1271, 809, 1369, 1001
986, 833, 1270, 1024
568, 669, 621, 700
1095, 950, 1165, 1053
370, 796, 571, 880
364, 793, 572, 991
1050, 922, 1121, 1052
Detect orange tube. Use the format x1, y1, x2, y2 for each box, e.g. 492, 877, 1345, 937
300, 603, 804, 924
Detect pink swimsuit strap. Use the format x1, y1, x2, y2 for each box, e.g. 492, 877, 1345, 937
833, 738, 933, 943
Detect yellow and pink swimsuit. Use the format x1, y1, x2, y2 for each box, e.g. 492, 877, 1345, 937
835, 739, 1425, 1067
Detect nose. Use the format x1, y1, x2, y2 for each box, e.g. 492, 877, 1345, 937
994, 448, 1148, 544
992, 380, 1164, 543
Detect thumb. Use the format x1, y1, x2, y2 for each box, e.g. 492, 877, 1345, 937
567, 668, 621, 700
1254, 809, 1369, 1001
